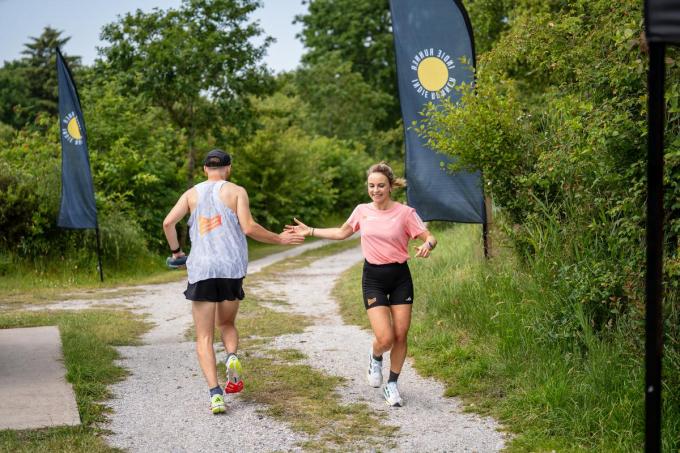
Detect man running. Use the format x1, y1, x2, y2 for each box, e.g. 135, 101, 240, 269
163, 149, 304, 414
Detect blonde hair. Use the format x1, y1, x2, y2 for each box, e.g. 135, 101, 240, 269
367, 162, 406, 188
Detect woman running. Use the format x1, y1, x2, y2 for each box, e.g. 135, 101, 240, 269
286, 162, 436, 406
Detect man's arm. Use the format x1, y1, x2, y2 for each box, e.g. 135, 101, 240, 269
163, 191, 190, 257
235, 187, 303, 245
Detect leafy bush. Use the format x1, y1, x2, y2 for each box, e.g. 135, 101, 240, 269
420, 0, 678, 342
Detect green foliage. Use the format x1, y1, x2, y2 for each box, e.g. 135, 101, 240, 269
98, 0, 273, 181
335, 225, 679, 450
296, 0, 398, 127
0, 27, 80, 128
81, 77, 186, 249
232, 92, 372, 227
464, 0, 513, 53
295, 51, 391, 144
420, 0, 678, 336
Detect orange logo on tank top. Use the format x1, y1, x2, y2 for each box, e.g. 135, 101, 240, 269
198, 215, 222, 236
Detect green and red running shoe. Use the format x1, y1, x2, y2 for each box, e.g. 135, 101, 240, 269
224, 354, 244, 394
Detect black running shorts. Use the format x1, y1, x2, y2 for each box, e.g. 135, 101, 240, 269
184, 277, 245, 302
361, 260, 414, 310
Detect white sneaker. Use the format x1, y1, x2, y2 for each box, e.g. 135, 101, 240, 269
383, 381, 403, 407
367, 348, 383, 387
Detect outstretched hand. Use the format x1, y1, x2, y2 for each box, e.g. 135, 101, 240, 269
279, 229, 305, 245
414, 243, 432, 258
284, 218, 312, 237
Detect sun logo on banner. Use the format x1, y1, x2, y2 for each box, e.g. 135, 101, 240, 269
410, 48, 457, 100
61, 111, 83, 145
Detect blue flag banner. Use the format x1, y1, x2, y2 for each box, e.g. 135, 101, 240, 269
56, 48, 97, 229
390, 0, 485, 223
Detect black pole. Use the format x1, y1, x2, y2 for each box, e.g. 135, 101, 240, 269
95, 226, 104, 282
482, 222, 489, 258
645, 41, 665, 453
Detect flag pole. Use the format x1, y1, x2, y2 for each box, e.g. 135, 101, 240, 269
645, 40, 665, 453
95, 226, 104, 282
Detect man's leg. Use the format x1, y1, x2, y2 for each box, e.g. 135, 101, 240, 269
216, 299, 243, 393
192, 301, 219, 388
215, 299, 240, 354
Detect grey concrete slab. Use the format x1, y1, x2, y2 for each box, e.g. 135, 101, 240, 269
0, 326, 80, 430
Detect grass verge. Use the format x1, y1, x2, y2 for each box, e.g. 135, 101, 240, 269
0, 309, 150, 452
0, 254, 184, 309
0, 239, 325, 310
241, 349, 397, 451
333, 224, 674, 451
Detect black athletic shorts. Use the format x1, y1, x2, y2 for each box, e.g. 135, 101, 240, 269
361, 260, 414, 310
184, 278, 245, 302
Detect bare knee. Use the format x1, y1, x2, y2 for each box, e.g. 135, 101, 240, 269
216, 318, 235, 330
393, 330, 408, 346
375, 333, 394, 352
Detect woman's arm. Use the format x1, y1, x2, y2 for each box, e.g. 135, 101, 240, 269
413, 230, 437, 258
285, 218, 354, 240
235, 187, 304, 245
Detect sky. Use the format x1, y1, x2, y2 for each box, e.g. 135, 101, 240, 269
0, 0, 308, 73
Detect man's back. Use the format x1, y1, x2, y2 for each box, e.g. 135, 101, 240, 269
185, 181, 248, 284
187, 180, 242, 216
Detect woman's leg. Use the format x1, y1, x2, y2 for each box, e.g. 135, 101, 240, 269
192, 301, 218, 388
366, 306, 394, 356
215, 299, 240, 354
388, 304, 412, 374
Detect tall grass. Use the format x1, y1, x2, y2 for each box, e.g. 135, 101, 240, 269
334, 224, 679, 451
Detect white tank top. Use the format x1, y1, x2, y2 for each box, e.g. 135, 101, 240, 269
186, 181, 248, 284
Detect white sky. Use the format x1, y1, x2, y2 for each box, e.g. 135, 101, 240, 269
0, 0, 307, 73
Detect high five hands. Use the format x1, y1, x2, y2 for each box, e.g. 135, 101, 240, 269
279, 219, 306, 244
284, 218, 312, 237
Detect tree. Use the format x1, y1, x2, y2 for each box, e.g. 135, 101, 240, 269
22, 26, 81, 116
294, 51, 391, 144
295, 0, 399, 128
98, 0, 272, 185
0, 27, 80, 128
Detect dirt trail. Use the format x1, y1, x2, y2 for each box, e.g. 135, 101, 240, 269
24, 241, 506, 451
261, 247, 506, 452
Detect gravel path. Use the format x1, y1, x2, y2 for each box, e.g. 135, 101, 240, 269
23, 240, 506, 451
262, 247, 507, 452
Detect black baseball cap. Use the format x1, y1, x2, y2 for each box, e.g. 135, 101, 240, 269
203, 149, 231, 167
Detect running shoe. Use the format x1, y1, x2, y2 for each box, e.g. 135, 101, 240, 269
367, 348, 383, 388
225, 354, 244, 394
383, 381, 403, 407
210, 394, 226, 414
166, 255, 187, 269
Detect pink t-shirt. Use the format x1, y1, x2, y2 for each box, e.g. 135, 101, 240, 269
346, 202, 427, 265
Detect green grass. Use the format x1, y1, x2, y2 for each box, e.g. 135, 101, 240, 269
332, 224, 676, 452
0, 238, 325, 310
241, 350, 397, 450
0, 253, 184, 309
0, 309, 150, 452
